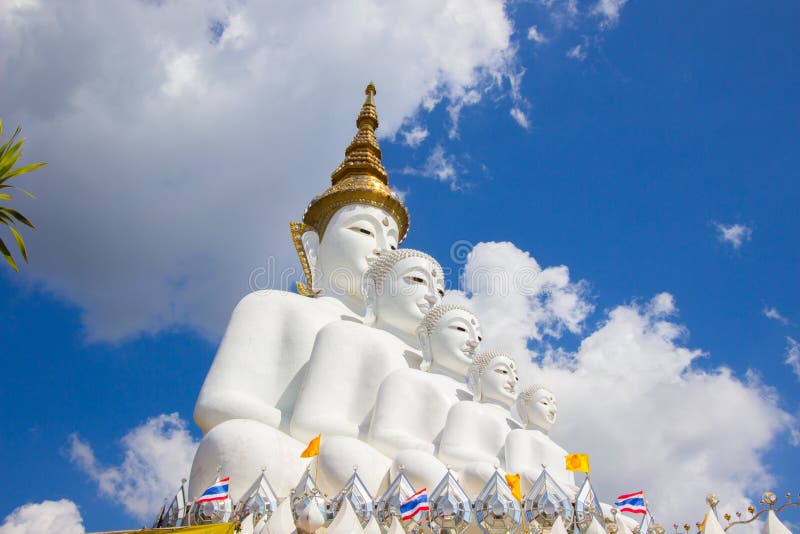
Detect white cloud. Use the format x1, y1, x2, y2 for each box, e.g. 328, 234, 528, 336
592, 0, 629, 27
763, 306, 789, 325
0, 500, 84, 534
447, 241, 593, 353
0, 0, 519, 342
527, 25, 546, 43
453, 241, 794, 526
404, 144, 462, 190
566, 43, 587, 61
715, 223, 753, 249
510, 107, 531, 129
68, 413, 198, 522
400, 126, 429, 147
786, 337, 800, 380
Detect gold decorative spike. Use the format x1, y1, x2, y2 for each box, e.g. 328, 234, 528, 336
290, 222, 320, 297
300, 83, 409, 244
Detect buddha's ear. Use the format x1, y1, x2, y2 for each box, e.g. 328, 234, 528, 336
417, 326, 432, 372
362, 277, 378, 325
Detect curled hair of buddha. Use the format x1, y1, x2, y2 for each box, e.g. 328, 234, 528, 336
419, 304, 476, 336
467, 350, 515, 401
516, 384, 552, 425
362, 248, 443, 325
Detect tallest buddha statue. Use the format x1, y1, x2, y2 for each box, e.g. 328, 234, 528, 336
189, 84, 411, 501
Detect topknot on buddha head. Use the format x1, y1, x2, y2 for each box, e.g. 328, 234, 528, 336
467, 351, 518, 406
418, 304, 472, 336
362, 249, 444, 335
516, 384, 557, 432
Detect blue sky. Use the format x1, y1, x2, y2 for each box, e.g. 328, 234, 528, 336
1, 0, 798, 532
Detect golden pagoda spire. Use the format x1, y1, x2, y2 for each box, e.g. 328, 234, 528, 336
290, 83, 410, 296
330, 82, 388, 185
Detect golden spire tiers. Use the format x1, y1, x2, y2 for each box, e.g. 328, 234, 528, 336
301, 83, 409, 241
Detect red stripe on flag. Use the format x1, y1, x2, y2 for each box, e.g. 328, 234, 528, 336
616, 490, 644, 500
619, 507, 647, 515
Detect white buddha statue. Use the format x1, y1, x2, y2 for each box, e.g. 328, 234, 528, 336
369, 304, 480, 492
290, 248, 445, 443
504, 385, 577, 497
437, 351, 519, 496
188, 84, 411, 502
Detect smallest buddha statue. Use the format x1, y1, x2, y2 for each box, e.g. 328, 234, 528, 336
437, 351, 519, 496
504, 385, 577, 498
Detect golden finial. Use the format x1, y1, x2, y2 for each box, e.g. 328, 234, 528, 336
365, 81, 376, 105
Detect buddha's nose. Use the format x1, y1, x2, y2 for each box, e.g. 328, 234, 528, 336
466, 339, 479, 349
424, 293, 437, 304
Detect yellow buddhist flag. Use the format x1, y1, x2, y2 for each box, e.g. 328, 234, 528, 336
300, 434, 321, 458
505, 473, 522, 502
565, 453, 590, 473
698, 513, 707, 532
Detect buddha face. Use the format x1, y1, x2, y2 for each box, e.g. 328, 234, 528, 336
524, 389, 557, 432
307, 204, 400, 298
374, 256, 444, 335
427, 309, 482, 376
479, 356, 518, 408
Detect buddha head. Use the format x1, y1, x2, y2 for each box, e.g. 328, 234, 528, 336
516, 385, 557, 433
417, 304, 482, 375
290, 83, 409, 307
363, 249, 444, 339
467, 351, 518, 407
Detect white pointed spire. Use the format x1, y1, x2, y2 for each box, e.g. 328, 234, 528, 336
585, 516, 607, 534
264, 499, 296, 534
362, 516, 382, 534
613, 510, 634, 534
323, 501, 362, 533
551, 515, 570, 534
763, 510, 792, 534
386, 517, 406, 534
702, 507, 726, 534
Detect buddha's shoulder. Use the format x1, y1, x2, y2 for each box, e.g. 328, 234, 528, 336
384, 367, 425, 384
234, 290, 351, 318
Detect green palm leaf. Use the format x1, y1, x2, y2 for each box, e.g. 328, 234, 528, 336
0, 118, 46, 271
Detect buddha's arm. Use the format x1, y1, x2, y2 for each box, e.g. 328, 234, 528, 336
290, 323, 363, 442
438, 405, 497, 468
504, 430, 536, 474
194, 292, 285, 432
368, 374, 434, 456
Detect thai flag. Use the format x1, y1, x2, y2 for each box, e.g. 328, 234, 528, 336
399, 488, 429, 521
614, 490, 647, 515
196, 477, 231, 504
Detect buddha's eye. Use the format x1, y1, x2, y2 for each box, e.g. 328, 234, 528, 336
405, 275, 427, 285
349, 226, 374, 237
495, 368, 508, 375
450, 326, 467, 332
